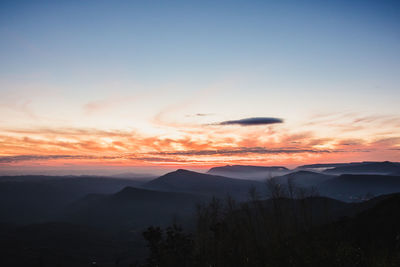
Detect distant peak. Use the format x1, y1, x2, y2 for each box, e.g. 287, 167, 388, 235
117, 186, 142, 194
162, 169, 201, 176
175, 169, 193, 173
293, 170, 317, 175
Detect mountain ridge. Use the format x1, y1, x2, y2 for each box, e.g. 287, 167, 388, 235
143, 169, 264, 200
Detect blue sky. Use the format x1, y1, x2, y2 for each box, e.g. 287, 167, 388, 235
1, 0, 399, 84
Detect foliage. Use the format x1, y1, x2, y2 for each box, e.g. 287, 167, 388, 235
142, 185, 400, 267
143, 225, 194, 267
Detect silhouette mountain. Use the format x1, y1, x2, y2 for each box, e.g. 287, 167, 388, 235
323, 161, 400, 174
0, 176, 149, 224
143, 169, 263, 199
65, 186, 205, 230
391, 170, 400, 176
271, 170, 335, 188
297, 163, 352, 169
318, 174, 400, 201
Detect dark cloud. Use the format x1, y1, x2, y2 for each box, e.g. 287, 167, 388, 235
196, 113, 214, 116
131, 157, 190, 163
0, 155, 116, 163
219, 117, 284, 126
1, 146, 354, 164
155, 147, 332, 156
186, 113, 214, 117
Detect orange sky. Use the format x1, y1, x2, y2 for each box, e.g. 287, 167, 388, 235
1, 111, 399, 173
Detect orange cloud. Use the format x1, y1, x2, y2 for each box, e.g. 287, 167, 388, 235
0, 122, 399, 170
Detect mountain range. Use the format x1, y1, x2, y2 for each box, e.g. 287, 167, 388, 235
1, 163, 400, 266
298, 161, 400, 174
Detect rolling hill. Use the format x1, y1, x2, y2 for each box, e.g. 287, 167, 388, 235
317, 174, 400, 201
143, 169, 264, 200
0, 176, 152, 224
272, 171, 335, 187
65, 186, 206, 230
323, 161, 400, 175
271, 170, 335, 188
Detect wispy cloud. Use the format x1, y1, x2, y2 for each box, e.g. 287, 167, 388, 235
83, 96, 138, 115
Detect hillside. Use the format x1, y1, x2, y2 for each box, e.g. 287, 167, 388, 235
323, 161, 400, 175
271, 170, 335, 188
65, 186, 206, 230
318, 174, 400, 201
143, 169, 264, 200
0, 176, 151, 224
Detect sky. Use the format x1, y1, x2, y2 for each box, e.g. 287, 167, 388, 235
0, 0, 399, 174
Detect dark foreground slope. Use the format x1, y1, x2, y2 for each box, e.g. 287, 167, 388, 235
143, 193, 400, 267
0, 222, 130, 267
0, 185, 206, 266
0, 192, 399, 267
